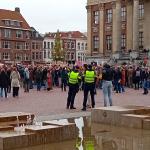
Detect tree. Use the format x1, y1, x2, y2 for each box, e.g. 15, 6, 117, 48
52, 30, 65, 62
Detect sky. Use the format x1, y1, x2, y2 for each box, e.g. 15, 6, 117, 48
1, 0, 87, 33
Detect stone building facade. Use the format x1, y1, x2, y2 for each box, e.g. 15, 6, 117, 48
87, 0, 150, 62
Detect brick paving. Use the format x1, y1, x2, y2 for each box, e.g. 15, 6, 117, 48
0, 87, 149, 116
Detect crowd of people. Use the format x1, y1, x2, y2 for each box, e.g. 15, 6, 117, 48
0, 63, 150, 109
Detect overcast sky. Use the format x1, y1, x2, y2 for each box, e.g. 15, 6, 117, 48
1, 0, 87, 33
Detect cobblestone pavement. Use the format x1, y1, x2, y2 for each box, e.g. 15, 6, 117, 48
0, 87, 149, 117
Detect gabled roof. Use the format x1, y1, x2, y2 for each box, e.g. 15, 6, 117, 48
0, 8, 30, 30
44, 31, 87, 39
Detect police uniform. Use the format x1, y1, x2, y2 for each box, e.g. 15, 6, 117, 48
82, 66, 96, 111
67, 69, 80, 109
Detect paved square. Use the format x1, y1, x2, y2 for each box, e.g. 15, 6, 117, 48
0, 88, 149, 116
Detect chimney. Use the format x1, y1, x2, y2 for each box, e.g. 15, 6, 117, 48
15, 7, 20, 13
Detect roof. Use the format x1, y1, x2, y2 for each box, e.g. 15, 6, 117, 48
0, 9, 30, 30
44, 31, 87, 39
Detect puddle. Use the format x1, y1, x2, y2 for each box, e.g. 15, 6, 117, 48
11, 117, 150, 150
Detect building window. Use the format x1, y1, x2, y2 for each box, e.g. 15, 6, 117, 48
44, 50, 46, 58
25, 43, 29, 50
44, 42, 46, 49
93, 11, 99, 24
51, 42, 54, 49
121, 34, 126, 49
81, 43, 84, 50
15, 54, 22, 61
77, 43, 80, 50
14, 21, 21, 27
16, 30, 23, 38
3, 41, 10, 49
10, 20, 14, 26
2, 52, 10, 60
85, 43, 87, 50
106, 9, 112, 23
121, 7, 126, 21
71, 53, 74, 60
4, 20, 10, 26
26, 32, 30, 39
23, 54, 30, 61
106, 35, 112, 51
36, 52, 39, 59
71, 42, 75, 49
139, 4, 144, 19
93, 36, 99, 51
47, 42, 50, 49
139, 31, 144, 49
4, 29, 11, 38
32, 42, 36, 49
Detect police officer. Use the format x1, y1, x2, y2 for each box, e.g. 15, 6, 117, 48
82, 64, 96, 111
67, 66, 81, 109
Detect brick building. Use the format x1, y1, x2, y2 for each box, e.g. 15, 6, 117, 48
0, 7, 43, 64
30, 27, 44, 64
44, 31, 87, 64
86, 0, 150, 63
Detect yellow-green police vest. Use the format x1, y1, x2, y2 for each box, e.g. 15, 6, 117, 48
69, 71, 79, 84
84, 71, 95, 83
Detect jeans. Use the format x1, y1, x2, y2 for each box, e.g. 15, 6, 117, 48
83, 83, 95, 109
114, 80, 121, 93
0, 87, 2, 97
37, 81, 41, 91
143, 80, 149, 94
61, 79, 67, 91
102, 80, 113, 107
120, 85, 125, 92
148, 80, 150, 90
1, 88, 7, 98
24, 79, 30, 92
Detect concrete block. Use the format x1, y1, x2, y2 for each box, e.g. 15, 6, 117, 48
91, 106, 136, 125
143, 119, 150, 130
121, 114, 150, 129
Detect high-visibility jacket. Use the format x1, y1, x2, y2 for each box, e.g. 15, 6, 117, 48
68, 71, 79, 84
84, 71, 95, 83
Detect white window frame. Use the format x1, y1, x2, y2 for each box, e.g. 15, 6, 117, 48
2, 52, 10, 60
3, 41, 11, 49
16, 30, 23, 38
4, 29, 11, 38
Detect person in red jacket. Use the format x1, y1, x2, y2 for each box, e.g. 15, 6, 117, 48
47, 69, 52, 91
120, 67, 126, 92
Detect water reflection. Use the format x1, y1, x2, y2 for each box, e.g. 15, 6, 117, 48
12, 117, 150, 150
92, 123, 150, 150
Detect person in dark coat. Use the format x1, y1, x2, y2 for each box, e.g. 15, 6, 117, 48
6, 68, 11, 93
0, 68, 8, 98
